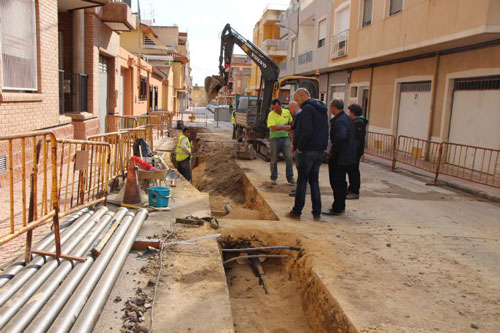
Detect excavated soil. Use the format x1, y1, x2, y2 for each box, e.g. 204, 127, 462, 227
192, 141, 277, 220
219, 234, 356, 333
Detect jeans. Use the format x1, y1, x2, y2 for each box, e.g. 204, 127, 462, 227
347, 156, 361, 194
328, 159, 355, 212
292, 150, 323, 217
177, 157, 192, 182
270, 137, 294, 182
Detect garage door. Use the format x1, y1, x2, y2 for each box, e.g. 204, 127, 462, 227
98, 56, 109, 133
449, 77, 500, 149
397, 81, 432, 139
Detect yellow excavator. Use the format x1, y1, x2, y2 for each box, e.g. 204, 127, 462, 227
205, 24, 319, 160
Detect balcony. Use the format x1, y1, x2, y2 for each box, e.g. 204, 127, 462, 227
331, 30, 349, 59
262, 39, 287, 57
99, 1, 136, 32
58, 0, 106, 12
298, 50, 313, 65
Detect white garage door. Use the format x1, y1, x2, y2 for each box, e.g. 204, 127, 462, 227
449, 77, 500, 149
397, 81, 432, 139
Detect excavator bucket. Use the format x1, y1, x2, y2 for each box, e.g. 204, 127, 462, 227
204, 75, 225, 102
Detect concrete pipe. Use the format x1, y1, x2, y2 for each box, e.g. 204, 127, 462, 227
0, 208, 129, 331
47, 211, 137, 333
0, 207, 107, 307
0, 208, 91, 289
71, 209, 149, 333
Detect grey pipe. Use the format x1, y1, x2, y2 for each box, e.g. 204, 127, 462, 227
71, 209, 149, 333
0, 208, 91, 288
47, 211, 137, 333
0, 208, 128, 331
0, 207, 107, 307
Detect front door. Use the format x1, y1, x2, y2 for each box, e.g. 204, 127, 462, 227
98, 56, 109, 133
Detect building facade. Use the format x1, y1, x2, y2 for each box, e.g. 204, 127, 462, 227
278, 0, 500, 150
192, 84, 207, 107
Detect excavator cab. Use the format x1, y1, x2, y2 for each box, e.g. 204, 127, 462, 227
274, 76, 320, 108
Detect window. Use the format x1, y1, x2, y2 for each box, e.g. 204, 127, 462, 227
291, 38, 296, 58
143, 35, 155, 46
362, 0, 372, 27
389, 0, 403, 16
139, 76, 147, 100
317, 19, 327, 48
351, 86, 358, 98
0, 0, 38, 91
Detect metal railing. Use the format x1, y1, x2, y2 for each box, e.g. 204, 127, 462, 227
331, 30, 349, 59
365, 131, 500, 188
173, 112, 209, 128
298, 50, 313, 65
56, 138, 111, 217
105, 115, 138, 133
262, 39, 287, 50
88, 131, 131, 182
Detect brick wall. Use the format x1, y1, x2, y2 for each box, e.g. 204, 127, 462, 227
0, 0, 64, 136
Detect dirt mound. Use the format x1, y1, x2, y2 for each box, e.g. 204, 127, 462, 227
192, 146, 245, 203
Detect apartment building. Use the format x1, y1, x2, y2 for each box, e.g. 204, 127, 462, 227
216, 54, 253, 106
192, 84, 207, 107
279, 0, 500, 150
247, 6, 287, 95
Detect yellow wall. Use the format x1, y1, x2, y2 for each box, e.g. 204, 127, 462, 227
121, 27, 170, 55
172, 62, 184, 90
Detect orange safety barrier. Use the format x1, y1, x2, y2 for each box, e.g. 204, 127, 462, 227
174, 111, 208, 128
439, 142, 500, 188
56, 138, 111, 217
395, 136, 441, 174
88, 131, 131, 182
126, 125, 154, 151
0, 132, 82, 263
105, 115, 138, 133
364, 131, 396, 162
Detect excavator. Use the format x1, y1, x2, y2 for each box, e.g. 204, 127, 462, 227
205, 24, 319, 160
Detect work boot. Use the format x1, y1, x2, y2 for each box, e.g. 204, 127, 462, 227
313, 215, 322, 222
287, 178, 296, 185
289, 189, 296, 197
346, 193, 360, 200
285, 211, 300, 221
271, 179, 277, 185
321, 209, 345, 216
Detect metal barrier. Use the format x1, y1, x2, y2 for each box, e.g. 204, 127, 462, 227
56, 138, 111, 217
88, 131, 130, 182
395, 136, 441, 175
138, 114, 164, 140
365, 131, 396, 163
365, 131, 500, 188
105, 115, 138, 133
439, 142, 500, 188
173, 111, 208, 128
126, 125, 154, 152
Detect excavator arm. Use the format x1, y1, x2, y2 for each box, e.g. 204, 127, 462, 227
205, 24, 280, 134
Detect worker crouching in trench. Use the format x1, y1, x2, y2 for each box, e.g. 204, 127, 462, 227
175, 127, 192, 182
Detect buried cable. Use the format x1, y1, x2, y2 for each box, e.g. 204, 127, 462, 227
223, 254, 288, 265
221, 246, 301, 252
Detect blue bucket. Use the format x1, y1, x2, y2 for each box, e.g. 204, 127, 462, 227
147, 186, 171, 208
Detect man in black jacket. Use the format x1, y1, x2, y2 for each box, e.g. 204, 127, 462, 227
323, 99, 356, 216
286, 88, 328, 221
346, 104, 368, 199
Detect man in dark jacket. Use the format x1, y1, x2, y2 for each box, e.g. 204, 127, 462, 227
323, 99, 356, 216
286, 88, 328, 221
346, 104, 368, 199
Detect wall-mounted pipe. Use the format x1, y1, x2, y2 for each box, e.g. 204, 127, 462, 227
47, 211, 137, 333
0, 208, 91, 289
0, 208, 128, 332
0, 207, 107, 307
71, 209, 149, 332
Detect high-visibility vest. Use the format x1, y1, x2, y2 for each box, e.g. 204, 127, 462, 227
176, 134, 191, 162
231, 111, 235, 125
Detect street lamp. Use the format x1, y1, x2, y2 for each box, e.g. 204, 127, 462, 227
275, 23, 298, 36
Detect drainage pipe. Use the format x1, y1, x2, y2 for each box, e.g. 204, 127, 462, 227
47, 211, 137, 333
221, 246, 301, 252
0, 208, 128, 331
0, 208, 91, 288
0, 207, 107, 307
71, 209, 149, 332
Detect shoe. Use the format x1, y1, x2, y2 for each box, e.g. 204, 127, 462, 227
321, 209, 345, 216
287, 179, 296, 185
313, 215, 322, 222
346, 193, 359, 200
289, 189, 296, 197
285, 211, 300, 221
271, 180, 277, 185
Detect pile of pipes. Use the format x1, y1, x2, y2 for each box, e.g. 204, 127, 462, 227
0, 206, 148, 332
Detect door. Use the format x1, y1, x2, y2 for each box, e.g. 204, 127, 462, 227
98, 56, 109, 133
448, 77, 500, 170
361, 88, 369, 118
397, 82, 431, 139
330, 84, 346, 101
120, 70, 125, 116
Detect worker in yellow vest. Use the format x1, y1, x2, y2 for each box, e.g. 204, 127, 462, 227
175, 127, 192, 181
230, 105, 236, 139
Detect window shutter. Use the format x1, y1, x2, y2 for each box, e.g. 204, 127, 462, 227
0, 0, 37, 91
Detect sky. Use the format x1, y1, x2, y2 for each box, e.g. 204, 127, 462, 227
132, 0, 290, 86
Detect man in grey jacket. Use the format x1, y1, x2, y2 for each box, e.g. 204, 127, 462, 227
323, 99, 356, 216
